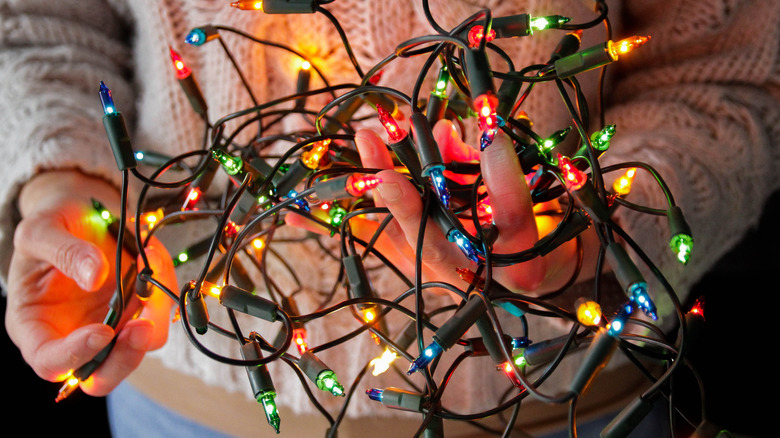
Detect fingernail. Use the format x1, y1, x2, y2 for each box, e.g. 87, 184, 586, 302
78, 257, 98, 288
87, 331, 114, 350
376, 182, 402, 202
128, 321, 154, 351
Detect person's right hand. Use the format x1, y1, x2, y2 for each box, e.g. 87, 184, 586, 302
5, 170, 175, 397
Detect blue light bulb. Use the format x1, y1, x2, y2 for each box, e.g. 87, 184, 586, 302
287, 190, 310, 212
366, 388, 384, 402
407, 341, 444, 375
429, 167, 451, 209
628, 282, 657, 320
98, 81, 116, 115
185, 29, 206, 46
447, 230, 480, 263
608, 304, 634, 337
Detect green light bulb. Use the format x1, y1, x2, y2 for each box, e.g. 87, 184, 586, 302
316, 370, 345, 397
530, 15, 570, 31
432, 66, 450, 98
259, 392, 281, 433
537, 126, 571, 154
212, 149, 243, 175
670, 233, 693, 265
328, 205, 347, 227
513, 354, 527, 368
590, 124, 616, 151
91, 199, 114, 224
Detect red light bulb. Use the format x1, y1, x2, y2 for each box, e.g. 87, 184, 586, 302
346, 174, 382, 197
169, 47, 192, 80
182, 187, 202, 211
474, 93, 498, 132
292, 328, 308, 354
376, 105, 407, 143
468, 25, 496, 48
557, 154, 587, 191
689, 297, 705, 320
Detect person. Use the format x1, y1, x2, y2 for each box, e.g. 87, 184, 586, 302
1, 0, 778, 436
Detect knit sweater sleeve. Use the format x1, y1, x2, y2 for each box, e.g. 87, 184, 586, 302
602, 0, 780, 319
0, 0, 133, 288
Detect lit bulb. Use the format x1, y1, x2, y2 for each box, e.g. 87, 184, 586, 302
537, 127, 571, 154
211, 149, 243, 175
467, 25, 496, 48
432, 66, 449, 98
529, 15, 570, 32
230, 0, 263, 11
557, 154, 588, 191
377, 105, 407, 143
575, 298, 602, 326
98, 81, 116, 115
370, 348, 398, 376
292, 327, 308, 354
591, 124, 616, 151
301, 139, 331, 169
142, 209, 163, 230
613, 168, 636, 196
169, 47, 192, 80
688, 297, 705, 320
670, 233, 693, 265
200, 281, 222, 299
316, 370, 345, 397
345, 174, 382, 197
607, 36, 651, 61
362, 307, 377, 323
474, 93, 500, 150
477, 197, 493, 224
182, 187, 202, 211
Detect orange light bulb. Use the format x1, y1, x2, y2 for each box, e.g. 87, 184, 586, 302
607, 36, 650, 60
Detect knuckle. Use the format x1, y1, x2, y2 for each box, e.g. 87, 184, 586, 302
421, 241, 449, 267
12, 219, 36, 249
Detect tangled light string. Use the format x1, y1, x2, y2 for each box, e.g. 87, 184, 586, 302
58, 1, 710, 436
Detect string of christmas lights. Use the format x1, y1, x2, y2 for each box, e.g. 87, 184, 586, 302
54, 1, 720, 436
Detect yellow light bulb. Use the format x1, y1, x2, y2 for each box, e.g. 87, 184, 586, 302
613, 167, 637, 196
576, 299, 602, 326
369, 348, 397, 376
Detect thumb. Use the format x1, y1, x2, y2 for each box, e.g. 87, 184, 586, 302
14, 212, 110, 291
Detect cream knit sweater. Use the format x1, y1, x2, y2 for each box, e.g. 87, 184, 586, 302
1, 0, 778, 424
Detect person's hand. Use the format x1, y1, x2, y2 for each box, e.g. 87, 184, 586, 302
5, 170, 176, 397
353, 120, 547, 293
287, 119, 587, 297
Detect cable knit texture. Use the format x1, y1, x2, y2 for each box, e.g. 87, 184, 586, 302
1, 0, 778, 420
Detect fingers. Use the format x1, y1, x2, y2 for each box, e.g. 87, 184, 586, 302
14, 212, 109, 292
136, 244, 175, 350
355, 129, 395, 172
80, 318, 156, 396
433, 119, 480, 164
374, 170, 466, 286
480, 132, 546, 290
9, 321, 115, 382
355, 127, 477, 287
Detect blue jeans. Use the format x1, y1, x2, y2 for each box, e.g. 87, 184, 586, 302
107, 381, 235, 438
107, 380, 671, 437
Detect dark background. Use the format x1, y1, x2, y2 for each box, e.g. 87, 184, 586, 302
3, 193, 777, 437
